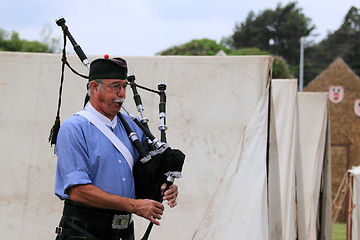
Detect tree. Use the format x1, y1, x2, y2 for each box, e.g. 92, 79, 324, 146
305, 6, 360, 85
272, 56, 294, 79
0, 28, 57, 53
228, 47, 293, 79
157, 39, 229, 56
228, 2, 315, 66
158, 38, 293, 79
39, 24, 61, 53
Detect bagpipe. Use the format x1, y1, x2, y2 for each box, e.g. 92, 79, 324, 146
49, 17, 185, 240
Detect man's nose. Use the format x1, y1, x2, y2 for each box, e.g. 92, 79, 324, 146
118, 87, 126, 98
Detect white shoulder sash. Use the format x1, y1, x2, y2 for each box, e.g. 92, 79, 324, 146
76, 110, 134, 171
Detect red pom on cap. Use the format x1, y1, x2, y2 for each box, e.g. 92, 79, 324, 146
104, 54, 109, 59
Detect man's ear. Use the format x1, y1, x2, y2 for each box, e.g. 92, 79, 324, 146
89, 81, 98, 93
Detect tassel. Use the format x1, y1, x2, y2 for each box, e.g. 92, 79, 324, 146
49, 116, 61, 146
48, 30, 66, 150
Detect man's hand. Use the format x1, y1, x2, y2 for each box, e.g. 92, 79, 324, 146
69, 184, 165, 225
161, 184, 179, 208
133, 199, 164, 226
134, 184, 179, 225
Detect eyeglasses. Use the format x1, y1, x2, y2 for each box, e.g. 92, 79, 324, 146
97, 81, 128, 92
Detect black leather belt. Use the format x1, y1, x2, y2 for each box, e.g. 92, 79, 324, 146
56, 200, 134, 240
63, 200, 132, 229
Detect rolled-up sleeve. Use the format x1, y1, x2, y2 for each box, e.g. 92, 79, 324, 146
63, 170, 92, 194
55, 117, 92, 199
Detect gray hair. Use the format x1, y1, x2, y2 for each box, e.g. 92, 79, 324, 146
88, 79, 104, 96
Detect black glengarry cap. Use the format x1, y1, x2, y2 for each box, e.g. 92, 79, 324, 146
89, 57, 128, 81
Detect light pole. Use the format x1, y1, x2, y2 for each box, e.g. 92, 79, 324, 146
299, 37, 304, 91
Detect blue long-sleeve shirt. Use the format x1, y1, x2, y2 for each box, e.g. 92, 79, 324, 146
55, 103, 147, 200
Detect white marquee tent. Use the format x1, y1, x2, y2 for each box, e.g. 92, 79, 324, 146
0, 52, 274, 240
271, 79, 300, 240
0, 52, 333, 240
297, 92, 332, 240
345, 166, 360, 239
271, 81, 332, 240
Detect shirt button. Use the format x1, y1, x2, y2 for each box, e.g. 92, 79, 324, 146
122, 178, 126, 182
118, 160, 122, 163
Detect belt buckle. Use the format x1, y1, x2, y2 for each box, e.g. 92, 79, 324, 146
112, 214, 130, 229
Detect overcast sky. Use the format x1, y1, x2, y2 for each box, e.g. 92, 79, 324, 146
1, 0, 359, 56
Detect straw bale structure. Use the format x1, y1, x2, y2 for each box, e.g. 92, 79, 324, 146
305, 57, 360, 222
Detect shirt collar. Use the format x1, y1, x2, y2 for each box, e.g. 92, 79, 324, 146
85, 103, 118, 129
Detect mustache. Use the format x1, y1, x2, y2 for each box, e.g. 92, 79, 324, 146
114, 98, 125, 104
114, 98, 125, 103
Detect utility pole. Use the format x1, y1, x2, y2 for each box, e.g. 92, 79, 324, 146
299, 37, 304, 91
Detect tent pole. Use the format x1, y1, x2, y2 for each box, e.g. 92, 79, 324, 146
299, 37, 304, 91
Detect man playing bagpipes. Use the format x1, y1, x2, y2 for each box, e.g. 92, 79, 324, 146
53, 57, 183, 240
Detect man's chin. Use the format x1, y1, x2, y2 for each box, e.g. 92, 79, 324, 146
113, 104, 122, 113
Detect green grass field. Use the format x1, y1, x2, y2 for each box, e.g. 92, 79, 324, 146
332, 223, 346, 240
